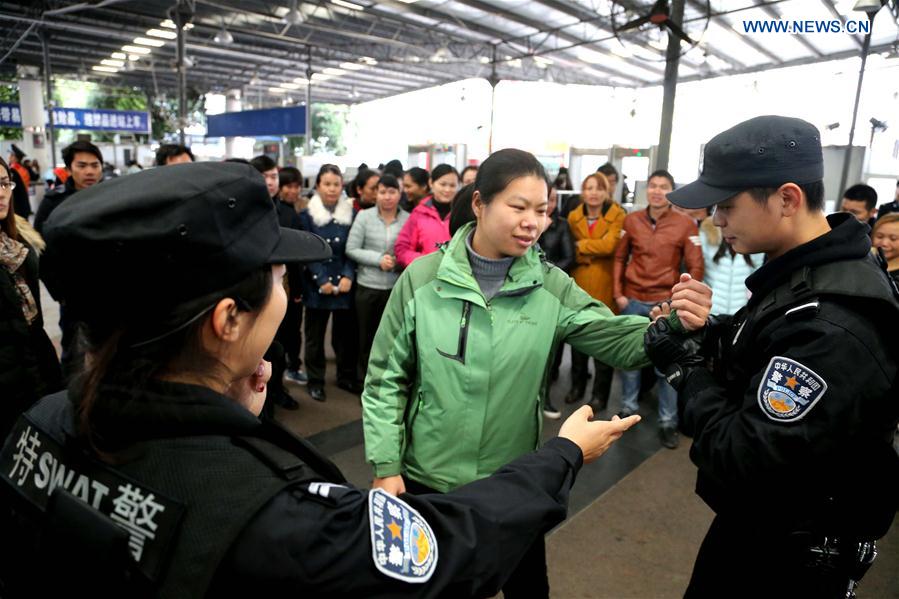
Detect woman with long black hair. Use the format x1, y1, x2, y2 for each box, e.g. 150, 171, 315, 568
0, 156, 62, 438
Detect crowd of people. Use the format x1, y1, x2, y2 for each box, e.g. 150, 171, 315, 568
0, 116, 897, 596
5, 139, 899, 442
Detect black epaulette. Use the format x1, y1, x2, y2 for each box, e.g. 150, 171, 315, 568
743, 254, 899, 343
783, 299, 820, 320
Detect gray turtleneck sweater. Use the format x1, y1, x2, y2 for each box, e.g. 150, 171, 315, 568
465, 232, 515, 300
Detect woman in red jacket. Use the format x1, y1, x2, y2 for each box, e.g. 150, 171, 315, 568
394, 164, 459, 268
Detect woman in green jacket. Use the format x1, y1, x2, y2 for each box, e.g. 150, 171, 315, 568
362, 149, 710, 597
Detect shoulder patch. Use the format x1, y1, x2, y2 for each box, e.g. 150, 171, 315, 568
757, 356, 827, 423
0, 416, 184, 582
368, 488, 438, 583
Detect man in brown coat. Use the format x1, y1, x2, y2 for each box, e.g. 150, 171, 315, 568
613, 169, 704, 448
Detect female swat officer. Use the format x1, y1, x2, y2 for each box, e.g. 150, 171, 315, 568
0, 162, 641, 598
644, 116, 899, 598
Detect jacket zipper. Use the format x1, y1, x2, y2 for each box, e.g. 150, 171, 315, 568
436, 300, 472, 364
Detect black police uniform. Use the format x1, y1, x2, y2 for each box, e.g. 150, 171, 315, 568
35, 178, 86, 379
34, 177, 79, 235
266, 194, 305, 413
875, 198, 899, 222
673, 214, 899, 597
0, 380, 583, 598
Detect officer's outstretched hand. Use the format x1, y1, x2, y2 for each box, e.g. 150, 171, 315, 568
373, 475, 406, 496
669, 273, 712, 331
559, 406, 641, 464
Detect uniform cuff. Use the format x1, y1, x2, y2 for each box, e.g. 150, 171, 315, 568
543, 437, 584, 474
373, 461, 402, 477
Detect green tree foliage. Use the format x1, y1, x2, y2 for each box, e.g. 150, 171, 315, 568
0, 77, 21, 140
286, 103, 348, 156
313, 103, 348, 155
146, 90, 206, 141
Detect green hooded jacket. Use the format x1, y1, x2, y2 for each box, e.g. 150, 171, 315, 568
362, 223, 661, 492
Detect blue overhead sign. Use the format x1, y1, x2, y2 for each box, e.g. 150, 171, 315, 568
0, 104, 22, 127
50, 107, 150, 133
0, 103, 150, 133
206, 106, 306, 138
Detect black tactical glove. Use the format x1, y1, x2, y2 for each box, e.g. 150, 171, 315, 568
644, 317, 705, 392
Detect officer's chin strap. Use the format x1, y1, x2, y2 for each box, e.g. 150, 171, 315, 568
128, 297, 252, 349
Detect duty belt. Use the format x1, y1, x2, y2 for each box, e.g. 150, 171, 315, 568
791, 533, 878, 599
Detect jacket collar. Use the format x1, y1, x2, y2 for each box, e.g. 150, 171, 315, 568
436, 222, 545, 306
745, 213, 870, 303
413, 197, 450, 221
307, 193, 354, 227
641, 206, 678, 223
572, 201, 623, 222
87, 380, 262, 449
374, 207, 408, 224
50, 177, 77, 197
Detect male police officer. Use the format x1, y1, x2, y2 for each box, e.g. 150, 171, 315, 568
644, 116, 899, 598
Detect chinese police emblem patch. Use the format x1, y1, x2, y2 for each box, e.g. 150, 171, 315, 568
368, 488, 438, 583
757, 356, 827, 422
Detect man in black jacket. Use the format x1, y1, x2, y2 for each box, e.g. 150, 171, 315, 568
35, 141, 104, 381
839, 183, 877, 230
154, 143, 194, 166
34, 141, 103, 234
644, 116, 899, 598
538, 186, 575, 419
251, 155, 303, 411
874, 179, 899, 223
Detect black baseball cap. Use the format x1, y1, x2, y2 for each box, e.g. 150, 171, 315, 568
42, 161, 330, 324
667, 115, 823, 209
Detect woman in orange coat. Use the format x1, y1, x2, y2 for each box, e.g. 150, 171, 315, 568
564, 172, 625, 410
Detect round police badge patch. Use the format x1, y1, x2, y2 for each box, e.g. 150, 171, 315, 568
757, 356, 827, 422
368, 488, 438, 583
